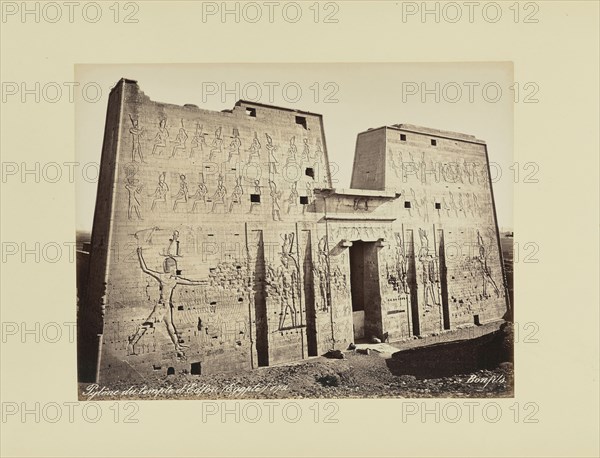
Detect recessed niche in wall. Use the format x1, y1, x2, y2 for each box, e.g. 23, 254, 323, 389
295, 116, 307, 129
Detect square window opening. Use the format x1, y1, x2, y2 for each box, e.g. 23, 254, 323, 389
400, 134, 406, 141
245, 107, 256, 117
435, 202, 441, 209
250, 194, 261, 203
190, 362, 202, 375
431, 139, 437, 146
300, 196, 309, 205
305, 167, 315, 178
404, 201, 411, 208
295, 116, 307, 129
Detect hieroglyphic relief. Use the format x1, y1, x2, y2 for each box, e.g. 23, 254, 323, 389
330, 264, 348, 296
124, 163, 143, 220
247, 132, 261, 164
410, 188, 421, 217
387, 232, 410, 298
172, 174, 189, 211
268, 181, 283, 221
171, 251, 253, 349
128, 115, 145, 163
170, 120, 188, 158
190, 122, 207, 158
418, 228, 440, 308
448, 191, 459, 218
265, 233, 302, 330
210, 174, 227, 213
228, 176, 244, 213
286, 136, 298, 167
303, 181, 314, 215
190, 174, 208, 212
128, 232, 208, 359
301, 138, 310, 164
227, 128, 242, 162
209, 127, 223, 161
329, 224, 377, 243
150, 172, 169, 211
475, 229, 501, 298
265, 133, 278, 175
287, 182, 299, 214
421, 190, 430, 223
152, 119, 169, 155
312, 236, 330, 312
389, 147, 490, 190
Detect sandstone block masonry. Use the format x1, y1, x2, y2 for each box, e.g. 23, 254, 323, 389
78, 78, 510, 384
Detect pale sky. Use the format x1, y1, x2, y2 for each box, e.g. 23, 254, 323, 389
75, 63, 513, 231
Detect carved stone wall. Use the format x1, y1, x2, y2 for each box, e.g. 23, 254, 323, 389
80, 80, 509, 383
349, 125, 508, 336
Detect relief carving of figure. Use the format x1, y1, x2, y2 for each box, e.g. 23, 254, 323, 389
266, 233, 301, 330
228, 128, 242, 162
313, 236, 329, 311
476, 229, 501, 298
449, 191, 459, 217
472, 193, 482, 217
418, 228, 439, 307
287, 182, 299, 214
269, 180, 282, 221
211, 174, 227, 213
457, 192, 466, 217
172, 174, 189, 211
129, 246, 207, 358
410, 188, 422, 217
128, 115, 145, 163
170, 120, 188, 158
286, 136, 298, 167
191, 176, 208, 212
247, 132, 261, 164
209, 127, 223, 161
301, 138, 310, 164
152, 119, 169, 155
266, 133, 278, 174
150, 172, 169, 211
190, 122, 207, 157
392, 232, 409, 295
125, 174, 143, 220
228, 176, 244, 213
314, 138, 323, 162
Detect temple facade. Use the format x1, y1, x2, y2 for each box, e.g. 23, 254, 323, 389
78, 78, 509, 383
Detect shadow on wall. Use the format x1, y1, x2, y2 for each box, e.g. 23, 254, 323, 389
386, 322, 513, 379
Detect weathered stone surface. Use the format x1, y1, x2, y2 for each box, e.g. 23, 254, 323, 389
78, 78, 509, 385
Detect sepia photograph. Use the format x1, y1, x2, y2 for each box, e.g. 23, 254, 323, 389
76, 64, 514, 400
2, 2, 598, 457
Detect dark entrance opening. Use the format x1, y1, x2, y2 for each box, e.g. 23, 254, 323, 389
167, 367, 175, 375
190, 362, 201, 375
437, 229, 451, 330
349, 241, 382, 341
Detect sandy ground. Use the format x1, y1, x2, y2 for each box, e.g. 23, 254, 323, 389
79, 347, 513, 400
